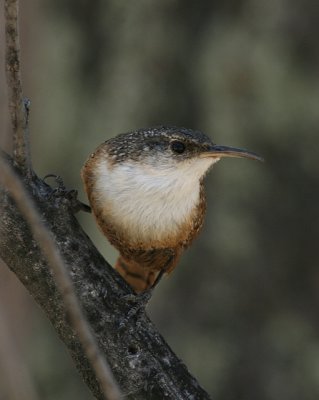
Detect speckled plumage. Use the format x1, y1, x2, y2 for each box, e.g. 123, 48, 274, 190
104, 126, 214, 163
81, 126, 261, 292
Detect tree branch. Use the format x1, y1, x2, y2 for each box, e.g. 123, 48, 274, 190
0, 157, 122, 400
1, 1, 211, 398
4, 0, 32, 176
0, 154, 211, 399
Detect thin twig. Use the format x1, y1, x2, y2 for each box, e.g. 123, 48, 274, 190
4, 0, 32, 176
0, 157, 122, 400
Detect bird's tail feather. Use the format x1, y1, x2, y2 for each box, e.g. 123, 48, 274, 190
115, 256, 158, 293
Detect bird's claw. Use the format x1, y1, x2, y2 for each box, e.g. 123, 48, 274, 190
119, 289, 153, 324
43, 174, 65, 192
43, 174, 91, 213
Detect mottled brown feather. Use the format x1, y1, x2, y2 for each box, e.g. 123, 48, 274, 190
81, 142, 207, 293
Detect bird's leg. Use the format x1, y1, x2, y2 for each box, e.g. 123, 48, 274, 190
119, 255, 174, 322
150, 269, 165, 290
136, 254, 173, 302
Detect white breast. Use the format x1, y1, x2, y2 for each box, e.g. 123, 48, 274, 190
93, 156, 217, 245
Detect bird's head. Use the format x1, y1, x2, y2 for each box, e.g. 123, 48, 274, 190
104, 126, 262, 181
82, 126, 263, 245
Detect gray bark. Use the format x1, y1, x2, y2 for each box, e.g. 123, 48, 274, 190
0, 154, 210, 400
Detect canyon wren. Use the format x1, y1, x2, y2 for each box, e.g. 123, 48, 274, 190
81, 126, 262, 294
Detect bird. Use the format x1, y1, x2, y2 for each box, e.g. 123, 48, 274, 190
81, 126, 262, 294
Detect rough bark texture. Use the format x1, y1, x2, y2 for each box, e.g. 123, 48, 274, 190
5, 0, 32, 176
0, 154, 210, 400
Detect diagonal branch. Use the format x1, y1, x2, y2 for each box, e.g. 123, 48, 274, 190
4, 0, 32, 176
1, 1, 212, 398
0, 156, 122, 400
0, 153, 211, 400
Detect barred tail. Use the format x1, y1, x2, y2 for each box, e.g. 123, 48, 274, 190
115, 256, 158, 293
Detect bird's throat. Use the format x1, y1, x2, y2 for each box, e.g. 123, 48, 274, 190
91, 157, 212, 247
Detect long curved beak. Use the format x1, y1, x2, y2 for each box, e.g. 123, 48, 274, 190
200, 144, 263, 162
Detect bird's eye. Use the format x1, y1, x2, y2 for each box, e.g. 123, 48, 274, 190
171, 140, 186, 154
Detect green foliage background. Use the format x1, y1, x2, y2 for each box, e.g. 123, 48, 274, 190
1, 0, 319, 399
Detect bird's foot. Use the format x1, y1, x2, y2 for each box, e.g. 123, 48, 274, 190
119, 289, 153, 323
43, 174, 91, 213
117, 269, 168, 326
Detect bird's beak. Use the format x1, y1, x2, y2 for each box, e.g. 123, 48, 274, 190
200, 144, 264, 162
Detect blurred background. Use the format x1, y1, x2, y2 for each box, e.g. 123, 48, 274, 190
1, 0, 319, 399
